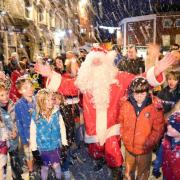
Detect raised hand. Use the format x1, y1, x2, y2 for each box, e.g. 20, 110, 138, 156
34, 63, 53, 78
154, 53, 176, 77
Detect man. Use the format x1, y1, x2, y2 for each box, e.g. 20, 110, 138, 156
117, 45, 145, 74
65, 51, 79, 77
78, 48, 88, 64
4, 52, 19, 76
35, 45, 175, 179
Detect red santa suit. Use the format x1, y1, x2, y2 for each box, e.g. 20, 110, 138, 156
46, 49, 164, 168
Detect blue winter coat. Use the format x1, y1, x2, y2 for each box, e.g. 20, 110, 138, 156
15, 97, 36, 144
31, 109, 62, 151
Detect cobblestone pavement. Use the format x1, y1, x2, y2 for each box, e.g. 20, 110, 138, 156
6, 146, 162, 180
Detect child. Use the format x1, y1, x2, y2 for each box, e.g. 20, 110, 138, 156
0, 82, 22, 179
162, 111, 180, 180
119, 77, 165, 180
152, 101, 180, 180
157, 71, 180, 114
30, 89, 67, 180
15, 77, 36, 178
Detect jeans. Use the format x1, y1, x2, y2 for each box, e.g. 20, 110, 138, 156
153, 144, 163, 171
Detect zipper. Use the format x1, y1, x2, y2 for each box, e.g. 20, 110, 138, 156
132, 115, 138, 152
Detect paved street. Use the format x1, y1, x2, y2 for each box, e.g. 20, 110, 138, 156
6, 145, 162, 180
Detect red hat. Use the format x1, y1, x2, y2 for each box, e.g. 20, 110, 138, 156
91, 44, 108, 54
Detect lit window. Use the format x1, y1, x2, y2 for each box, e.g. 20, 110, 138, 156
175, 19, 180, 28
163, 19, 173, 28
38, 6, 44, 22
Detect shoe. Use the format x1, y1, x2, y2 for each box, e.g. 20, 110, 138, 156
29, 171, 35, 180
63, 170, 71, 180
93, 158, 106, 171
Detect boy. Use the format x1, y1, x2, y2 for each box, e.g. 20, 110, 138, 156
158, 71, 180, 114
119, 77, 165, 180
15, 77, 36, 179
0, 82, 22, 179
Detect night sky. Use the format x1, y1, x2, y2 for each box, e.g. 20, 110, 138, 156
90, 0, 180, 42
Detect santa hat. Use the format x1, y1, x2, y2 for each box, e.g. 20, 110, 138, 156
91, 43, 108, 54
168, 111, 180, 132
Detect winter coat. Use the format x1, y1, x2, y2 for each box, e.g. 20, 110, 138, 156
117, 57, 145, 75
15, 97, 36, 145
162, 136, 180, 180
9, 70, 23, 102
0, 100, 18, 152
30, 108, 67, 151
46, 68, 164, 147
119, 96, 165, 155
157, 84, 180, 113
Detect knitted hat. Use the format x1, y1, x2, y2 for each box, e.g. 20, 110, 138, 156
168, 112, 180, 132
129, 77, 150, 93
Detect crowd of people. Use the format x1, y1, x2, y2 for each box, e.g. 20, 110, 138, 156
0, 43, 179, 180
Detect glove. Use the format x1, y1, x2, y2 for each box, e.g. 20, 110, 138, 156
152, 168, 161, 178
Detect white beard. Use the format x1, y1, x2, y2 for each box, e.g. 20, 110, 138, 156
75, 51, 118, 110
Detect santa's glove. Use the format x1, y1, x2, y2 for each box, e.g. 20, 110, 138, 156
152, 168, 161, 178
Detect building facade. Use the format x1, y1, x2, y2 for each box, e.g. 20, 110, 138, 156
0, 0, 80, 63
119, 12, 180, 51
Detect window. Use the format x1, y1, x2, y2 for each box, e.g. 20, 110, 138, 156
48, 40, 53, 49
38, 6, 44, 22
163, 19, 173, 28
175, 34, 180, 45
162, 35, 170, 47
175, 19, 180, 28
39, 38, 44, 51
128, 23, 134, 31
128, 35, 133, 44
49, 11, 54, 27
24, 0, 32, 18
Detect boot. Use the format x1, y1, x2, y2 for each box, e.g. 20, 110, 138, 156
111, 166, 123, 180
9, 153, 23, 180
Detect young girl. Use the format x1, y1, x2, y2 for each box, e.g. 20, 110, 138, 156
30, 89, 67, 180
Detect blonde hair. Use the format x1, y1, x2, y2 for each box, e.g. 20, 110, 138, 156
53, 92, 64, 105
0, 82, 7, 92
36, 89, 53, 120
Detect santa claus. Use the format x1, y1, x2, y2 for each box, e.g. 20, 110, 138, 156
35, 45, 175, 178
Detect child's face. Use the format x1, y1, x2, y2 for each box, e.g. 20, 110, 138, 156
0, 89, 9, 106
167, 76, 178, 89
133, 92, 147, 105
55, 58, 64, 70
53, 94, 62, 106
167, 124, 180, 138
19, 81, 34, 97
45, 94, 54, 109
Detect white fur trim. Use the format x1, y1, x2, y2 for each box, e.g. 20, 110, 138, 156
65, 97, 79, 105
96, 107, 107, 145
46, 71, 62, 92
146, 66, 165, 86
59, 115, 68, 146
30, 120, 37, 151
85, 124, 120, 145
